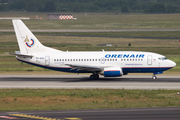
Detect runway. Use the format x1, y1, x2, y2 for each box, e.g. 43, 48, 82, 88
0, 107, 180, 120
0, 75, 180, 89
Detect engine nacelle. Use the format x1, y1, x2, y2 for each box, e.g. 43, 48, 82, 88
100, 67, 123, 77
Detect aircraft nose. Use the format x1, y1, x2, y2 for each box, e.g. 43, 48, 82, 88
170, 60, 176, 67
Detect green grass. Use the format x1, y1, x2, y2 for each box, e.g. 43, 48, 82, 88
1, 31, 180, 38
0, 33, 180, 72
1, 12, 180, 29
37, 31, 180, 38
0, 89, 180, 111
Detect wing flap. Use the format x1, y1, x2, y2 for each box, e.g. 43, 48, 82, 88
66, 64, 103, 72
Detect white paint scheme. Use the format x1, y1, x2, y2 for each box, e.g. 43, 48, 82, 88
12, 20, 176, 79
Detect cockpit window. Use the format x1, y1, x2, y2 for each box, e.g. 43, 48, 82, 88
162, 57, 167, 60
158, 57, 167, 60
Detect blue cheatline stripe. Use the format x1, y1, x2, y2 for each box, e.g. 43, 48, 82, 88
17, 58, 172, 74
122, 67, 172, 73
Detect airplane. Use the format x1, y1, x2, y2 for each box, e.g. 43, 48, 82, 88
11, 19, 176, 80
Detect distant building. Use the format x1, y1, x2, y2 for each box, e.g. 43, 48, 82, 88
47, 14, 73, 20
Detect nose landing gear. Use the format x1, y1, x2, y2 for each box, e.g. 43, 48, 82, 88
152, 75, 157, 80
152, 71, 163, 80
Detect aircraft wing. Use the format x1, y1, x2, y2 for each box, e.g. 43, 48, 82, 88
65, 64, 103, 72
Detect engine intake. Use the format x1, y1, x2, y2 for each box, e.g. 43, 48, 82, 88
101, 67, 123, 77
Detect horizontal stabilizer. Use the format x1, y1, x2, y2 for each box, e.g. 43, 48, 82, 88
8, 51, 33, 57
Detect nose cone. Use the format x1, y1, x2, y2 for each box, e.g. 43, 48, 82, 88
170, 60, 176, 67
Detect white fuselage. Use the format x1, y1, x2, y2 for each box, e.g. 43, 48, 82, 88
17, 51, 176, 74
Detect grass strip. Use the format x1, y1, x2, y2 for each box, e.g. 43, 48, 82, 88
1, 31, 180, 39
0, 89, 180, 111
1, 13, 180, 29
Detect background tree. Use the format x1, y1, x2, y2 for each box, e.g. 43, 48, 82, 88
148, 4, 166, 13
26, 0, 39, 12
0, 0, 180, 13
44, 1, 56, 12
121, 5, 129, 13
0, 3, 9, 11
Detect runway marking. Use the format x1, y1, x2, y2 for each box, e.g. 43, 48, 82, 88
64, 118, 81, 120
10, 114, 82, 120
0, 116, 18, 119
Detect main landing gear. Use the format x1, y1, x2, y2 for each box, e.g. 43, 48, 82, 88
90, 74, 99, 80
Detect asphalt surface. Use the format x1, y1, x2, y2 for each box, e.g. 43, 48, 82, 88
0, 107, 180, 120
0, 75, 180, 89
1, 75, 180, 120
1, 29, 180, 32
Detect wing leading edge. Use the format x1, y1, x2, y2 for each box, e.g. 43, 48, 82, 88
65, 64, 103, 72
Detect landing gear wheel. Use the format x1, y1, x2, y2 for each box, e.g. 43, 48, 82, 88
152, 76, 157, 80
90, 74, 99, 80
94, 74, 99, 79
90, 75, 94, 80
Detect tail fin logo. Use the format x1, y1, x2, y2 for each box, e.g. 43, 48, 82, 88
24, 35, 35, 48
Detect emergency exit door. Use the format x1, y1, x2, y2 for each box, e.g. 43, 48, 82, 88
147, 55, 152, 65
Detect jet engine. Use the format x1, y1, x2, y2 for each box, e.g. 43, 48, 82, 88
100, 67, 123, 77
